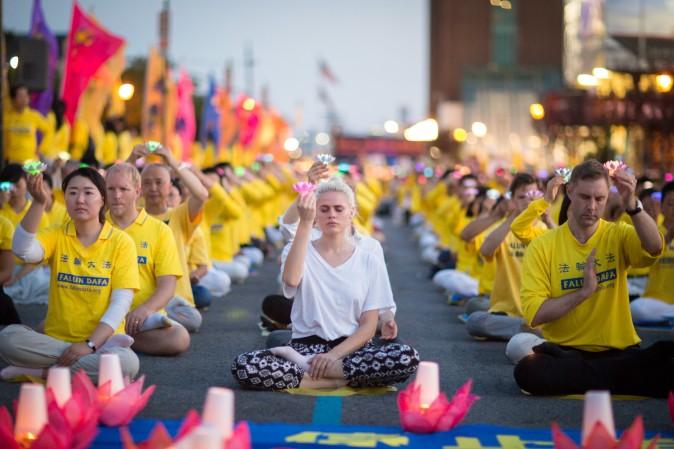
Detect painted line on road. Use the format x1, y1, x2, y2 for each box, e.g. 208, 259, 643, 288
311, 396, 343, 424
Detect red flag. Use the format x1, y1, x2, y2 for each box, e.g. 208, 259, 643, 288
61, 2, 124, 124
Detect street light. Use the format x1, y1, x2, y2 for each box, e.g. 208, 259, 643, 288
529, 103, 545, 120
242, 98, 256, 111
9, 56, 18, 70
471, 121, 487, 138
315, 132, 330, 145
118, 83, 135, 101
384, 120, 399, 134
577, 74, 599, 87
592, 67, 610, 79
284, 137, 300, 152
452, 128, 468, 142
655, 74, 673, 93
403, 118, 438, 142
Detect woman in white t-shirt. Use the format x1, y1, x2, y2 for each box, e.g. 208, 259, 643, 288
232, 178, 419, 390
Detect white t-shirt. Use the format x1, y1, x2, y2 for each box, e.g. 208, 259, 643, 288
282, 242, 395, 341
278, 214, 394, 315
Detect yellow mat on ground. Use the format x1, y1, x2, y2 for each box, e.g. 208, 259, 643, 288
521, 389, 649, 400
284, 386, 397, 397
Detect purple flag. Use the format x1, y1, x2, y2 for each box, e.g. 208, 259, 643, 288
29, 0, 59, 115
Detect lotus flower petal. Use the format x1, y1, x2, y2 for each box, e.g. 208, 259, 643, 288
551, 422, 580, 449
0, 407, 20, 449
603, 161, 626, 176
585, 421, 616, 449
175, 409, 201, 442
316, 154, 335, 165
22, 160, 48, 175
397, 379, 478, 434
99, 376, 156, 427
120, 423, 173, 449
293, 182, 316, 195
435, 380, 479, 431
554, 168, 573, 183
227, 421, 253, 449
31, 424, 68, 449
46, 376, 100, 449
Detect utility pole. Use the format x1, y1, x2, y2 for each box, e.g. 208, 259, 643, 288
159, 0, 170, 145
244, 44, 255, 97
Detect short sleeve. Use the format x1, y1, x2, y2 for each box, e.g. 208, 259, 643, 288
362, 254, 395, 313
111, 232, 140, 291
519, 238, 551, 325
280, 244, 300, 298
36, 226, 62, 262
620, 222, 663, 268
153, 222, 183, 278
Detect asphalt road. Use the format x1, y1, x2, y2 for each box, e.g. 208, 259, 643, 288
0, 218, 670, 430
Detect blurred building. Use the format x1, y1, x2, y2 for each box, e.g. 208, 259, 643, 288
429, 0, 564, 169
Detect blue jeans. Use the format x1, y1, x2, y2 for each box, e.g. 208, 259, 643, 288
192, 285, 213, 309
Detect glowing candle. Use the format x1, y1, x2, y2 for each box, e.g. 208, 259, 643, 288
582, 390, 616, 445
414, 361, 440, 408
201, 387, 234, 440
99, 353, 124, 396
14, 384, 48, 444
46, 367, 72, 407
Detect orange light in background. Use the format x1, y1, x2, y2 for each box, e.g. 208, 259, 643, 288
656, 74, 673, 93
118, 83, 135, 101
529, 103, 545, 120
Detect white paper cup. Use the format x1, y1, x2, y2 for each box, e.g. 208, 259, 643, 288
14, 383, 48, 442
414, 361, 440, 408
582, 390, 616, 444
99, 353, 124, 395
47, 367, 72, 407
202, 387, 234, 440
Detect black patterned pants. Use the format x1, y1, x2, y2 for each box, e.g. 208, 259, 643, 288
231, 337, 419, 391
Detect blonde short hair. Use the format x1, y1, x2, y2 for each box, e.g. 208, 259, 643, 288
106, 162, 141, 188
315, 177, 356, 210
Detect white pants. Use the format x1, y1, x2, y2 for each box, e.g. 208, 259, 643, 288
241, 247, 264, 267
421, 246, 440, 265
166, 297, 202, 333
505, 332, 547, 364
419, 232, 438, 249
4, 265, 50, 305
630, 297, 674, 324
198, 268, 231, 298
214, 260, 249, 284
432, 269, 478, 297
627, 276, 648, 297
0, 325, 139, 383
410, 213, 425, 228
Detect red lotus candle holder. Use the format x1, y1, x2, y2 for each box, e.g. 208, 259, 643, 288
397, 379, 478, 434
551, 416, 658, 449
72, 370, 155, 427
120, 410, 252, 449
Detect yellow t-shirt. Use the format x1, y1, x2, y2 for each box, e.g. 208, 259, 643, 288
152, 202, 203, 305
0, 201, 51, 230
108, 209, 183, 309
3, 106, 49, 162
37, 221, 140, 342
642, 224, 674, 303
0, 216, 14, 250
188, 226, 211, 271
511, 198, 550, 245
520, 220, 662, 351
486, 225, 545, 317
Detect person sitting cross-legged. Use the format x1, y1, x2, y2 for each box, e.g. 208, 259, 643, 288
510, 160, 672, 397
232, 178, 419, 391
106, 163, 190, 356
0, 168, 140, 382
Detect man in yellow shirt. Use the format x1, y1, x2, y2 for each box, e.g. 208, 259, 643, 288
630, 181, 674, 324
513, 159, 668, 397
3, 85, 50, 163
128, 144, 208, 332
106, 163, 190, 355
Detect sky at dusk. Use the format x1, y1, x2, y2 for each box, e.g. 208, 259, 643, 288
5, 0, 429, 135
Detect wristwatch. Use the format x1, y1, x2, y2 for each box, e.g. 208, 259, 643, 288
626, 199, 643, 216
85, 339, 97, 353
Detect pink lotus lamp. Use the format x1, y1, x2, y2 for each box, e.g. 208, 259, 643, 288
397, 361, 478, 434
603, 161, 626, 177
552, 416, 658, 449
293, 182, 316, 196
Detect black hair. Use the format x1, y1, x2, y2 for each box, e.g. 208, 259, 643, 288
638, 188, 656, 202
0, 164, 26, 184
459, 174, 477, 185
171, 178, 183, 196
42, 172, 53, 190
10, 84, 28, 99
558, 192, 570, 225
62, 167, 107, 223
662, 181, 674, 204
439, 169, 454, 181
509, 173, 537, 195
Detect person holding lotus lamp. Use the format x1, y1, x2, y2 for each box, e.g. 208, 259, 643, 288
232, 177, 418, 390
0, 167, 140, 382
